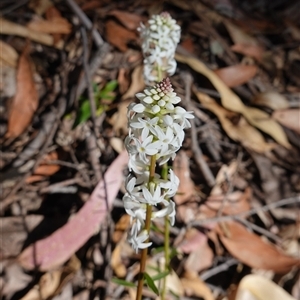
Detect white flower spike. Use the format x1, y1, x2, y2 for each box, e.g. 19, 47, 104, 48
123, 78, 194, 251
138, 12, 181, 85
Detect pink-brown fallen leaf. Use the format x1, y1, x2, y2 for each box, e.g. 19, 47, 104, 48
214, 64, 257, 88
231, 43, 265, 61
216, 221, 299, 274
108, 10, 143, 31
18, 151, 128, 271
176, 228, 214, 273
272, 109, 300, 134
105, 20, 137, 52
5, 45, 39, 139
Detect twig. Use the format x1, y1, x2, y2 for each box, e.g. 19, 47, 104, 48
237, 218, 282, 244
1, 0, 29, 15
200, 258, 238, 280
75, 43, 110, 101
189, 195, 300, 226
84, 125, 102, 182
68, 147, 92, 187
182, 72, 215, 187
65, 0, 104, 47
1, 101, 65, 212
81, 26, 99, 137
12, 99, 64, 169
40, 178, 81, 194
43, 159, 84, 170
216, 152, 242, 218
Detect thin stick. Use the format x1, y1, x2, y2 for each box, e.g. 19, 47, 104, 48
81, 27, 99, 136
182, 72, 215, 187
190, 196, 300, 226
65, 0, 103, 47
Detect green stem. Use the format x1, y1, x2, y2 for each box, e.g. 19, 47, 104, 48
136, 155, 156, 300
161, 163, 169, 300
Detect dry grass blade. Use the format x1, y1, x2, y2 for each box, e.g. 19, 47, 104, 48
0, 40, 19, 68
194, 91, 275, 153
176, 53, 291, 148
0, 18, 62, 48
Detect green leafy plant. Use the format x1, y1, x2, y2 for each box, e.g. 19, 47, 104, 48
74, 80, 118, 127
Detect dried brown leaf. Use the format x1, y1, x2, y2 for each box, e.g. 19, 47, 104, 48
195, 92, 275, 153
29, 0, 52, 15
236, 274, 296, 300
231, 43, 265, 61
20, 255, 80, 300
216, 221, 299, 273
18, 151, 128, 271
272, 109, 300, 134
5, 46, 39, 139
253, 92, 290, 110
109, 100, 130, 135
121, 64, 145, 100
111, 240, 127, 278
224, 21, 259, 46
173, 151, 196, 205
0, 40, 19, 68
0, 18, 60, 48
27, 16, 72, 34
105, 19, 137, 52
108, 10, 143, 31
214, 64, 257, 87
176, 53, 290, 148
181, 272, 214, 300
26, 151, 62, 183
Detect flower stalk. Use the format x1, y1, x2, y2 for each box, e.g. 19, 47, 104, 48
123, 12, 193, 300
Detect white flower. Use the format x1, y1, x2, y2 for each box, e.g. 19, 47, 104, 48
128, 223, 152, 253
128, 154, 148, 174
130, 116, 159, 140
140, 183, 165, 205
152, 200, 176, 226
138, 12, 181, 84
125, 135, 158, 164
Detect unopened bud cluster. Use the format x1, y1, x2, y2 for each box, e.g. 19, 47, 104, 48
138, 12, 181, 85
123, 78, 194, 252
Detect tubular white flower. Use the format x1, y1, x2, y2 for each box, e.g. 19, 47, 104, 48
138, 12, 181, 85
128, 223, 152, 253
123, 78, 194, 251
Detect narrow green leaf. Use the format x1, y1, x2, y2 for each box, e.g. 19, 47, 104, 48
144, 272, 159, 295
74, 100, 91, 126
103, 80, 118, 93
111, 278, 136, 288
152, 271, 170, 281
